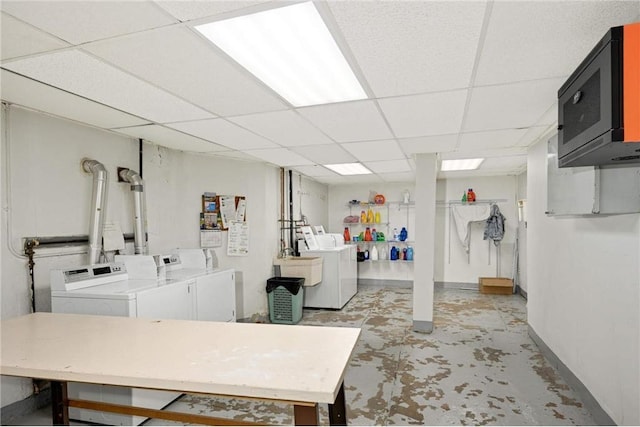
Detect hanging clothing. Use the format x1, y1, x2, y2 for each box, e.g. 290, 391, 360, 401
484, 204, 506, 246
451, 204, 491, 253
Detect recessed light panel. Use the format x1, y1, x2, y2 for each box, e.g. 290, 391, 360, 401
324, 163, 372, 175
194, 2, 367, 107
441, 158, 484, 171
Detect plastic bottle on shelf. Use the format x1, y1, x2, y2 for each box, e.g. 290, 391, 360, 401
371, 228, 377, 242
371, 245, 379, 261
364, 227, 372, 241
343, 227, 351, 243
360, 210, 367, 223
364, 249, 369, 260
393, 227, 399, 241
467, 188, 476, 202
400, 227, 408, 241
402, 247, 407, 260
379, 245, 387, 260
390, 246, 398, 260
375, 211, 381, 223
366, 208, 374, 224
406, 246, 414, 261
462, 191, 467, 202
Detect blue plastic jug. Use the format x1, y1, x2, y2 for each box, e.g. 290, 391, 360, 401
390, 246, 398, 261
406, 246, 414, 261
399, 227, 408, 241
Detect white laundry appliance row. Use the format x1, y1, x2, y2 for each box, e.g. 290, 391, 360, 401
299, 232, 357, 309
50, 250, 235, 425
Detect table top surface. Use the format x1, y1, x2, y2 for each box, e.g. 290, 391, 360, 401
1, 313, 360, 403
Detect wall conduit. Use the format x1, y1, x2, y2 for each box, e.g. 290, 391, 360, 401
119, 168, 147, 255
81, 158, 108, 265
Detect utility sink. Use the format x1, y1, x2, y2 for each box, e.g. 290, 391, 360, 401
273, 256, 323, 286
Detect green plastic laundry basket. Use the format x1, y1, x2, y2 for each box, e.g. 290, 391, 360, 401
266, 277, 305, 325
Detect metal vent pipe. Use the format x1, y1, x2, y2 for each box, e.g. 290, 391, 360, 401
81, 159, 108, 265
119, 168, 147, 255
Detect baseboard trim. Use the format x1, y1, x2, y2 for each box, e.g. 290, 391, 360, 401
412, 320, 433, 333
434, 281, 479, 291
358, 279, 412, 288
528, 325, 615, 426
516, 285, 528, 299
1, 388, 51, 425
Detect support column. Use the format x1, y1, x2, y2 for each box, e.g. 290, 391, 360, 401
413, 153, 438, 333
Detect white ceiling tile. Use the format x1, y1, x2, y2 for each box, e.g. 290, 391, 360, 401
342, 140, 405, 162
1, 70, 149, 129
289, 144, 356, 165
321, 174, 384, 185
168, 119, 278, 150
229, 110, 334, 147
244, 148, 314, 167
84, 26, 287, 117
440, 146, 528, 160
297, 100, 393, 143
378, 172, 416, 183
475, 1, 640, 86
204, 151, 262, 162
458, 128, 529, 151
154, 1, 270, 22
3, 50, 213, 123
328, 1, 486, 97
293, 165, 339, 178
364, 159, 411, 174
516, 125, 554, 148
1, 13, 69, 60
114, 124, 229, 153
399, 134, 458, 154
379, 90, 468, 138
536, 104, 558, 126
463, 78, 565, 132
1, 1, 176, 45
480, 155, 527, 171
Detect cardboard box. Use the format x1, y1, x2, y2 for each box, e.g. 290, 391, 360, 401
479, 277, 513, 295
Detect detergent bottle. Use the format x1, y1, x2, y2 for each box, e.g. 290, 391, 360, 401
406, 246, 414, 261
364, 227, 373, 241
399, 227, 408, 241
343, 227, 351, 243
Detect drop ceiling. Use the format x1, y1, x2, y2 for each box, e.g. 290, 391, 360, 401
1, 0, 639, 184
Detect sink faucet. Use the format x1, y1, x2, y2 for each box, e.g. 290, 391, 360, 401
279, 247, 295, 258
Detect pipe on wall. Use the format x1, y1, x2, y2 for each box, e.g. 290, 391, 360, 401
81, 159, 108, 265
119, 168, 147, 255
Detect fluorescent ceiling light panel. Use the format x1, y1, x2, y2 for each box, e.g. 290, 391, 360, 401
324, 162, 372, 176
441, 158, 484, 171
194, 2, 367, 107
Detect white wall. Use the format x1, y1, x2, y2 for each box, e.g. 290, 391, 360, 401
527, 137, 640, 425
434, 175, 519, 284
516, 171, 527, 292
1, 105, 282, 406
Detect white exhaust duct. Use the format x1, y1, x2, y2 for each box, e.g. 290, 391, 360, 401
119, 168, 147, 255
81, 159, 108, 265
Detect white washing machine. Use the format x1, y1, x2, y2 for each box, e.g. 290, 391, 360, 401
300, 234, 357, 309
50, 260, 189, 425
153, 249, 236, 322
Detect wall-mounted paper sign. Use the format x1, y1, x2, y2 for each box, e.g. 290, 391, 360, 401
300, 226, 319, 250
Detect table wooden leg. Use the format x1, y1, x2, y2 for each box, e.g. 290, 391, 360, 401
51, 381, 69, 425
294, 403, 318, 426
328, 382, 347, 426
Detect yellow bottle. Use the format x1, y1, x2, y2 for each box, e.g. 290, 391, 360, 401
366, 208, 374, 223
360, 210, 367, 223
375, 211, 381, 223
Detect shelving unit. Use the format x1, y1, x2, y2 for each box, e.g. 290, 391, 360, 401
342, 201, 416, 263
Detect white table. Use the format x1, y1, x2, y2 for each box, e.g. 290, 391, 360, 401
1, 313, 360, 425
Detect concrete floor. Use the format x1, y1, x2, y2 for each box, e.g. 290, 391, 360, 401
8, 285, 597, 426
